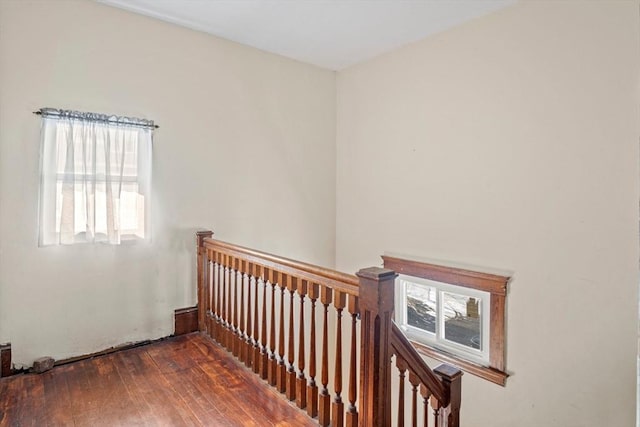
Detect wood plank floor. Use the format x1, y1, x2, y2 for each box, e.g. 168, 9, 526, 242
0, 333, 317, 426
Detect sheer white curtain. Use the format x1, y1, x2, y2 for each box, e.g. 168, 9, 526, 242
38, 109, 152, 246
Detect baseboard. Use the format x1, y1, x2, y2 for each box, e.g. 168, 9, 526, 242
174, 306, 198, 335
4, 307, 199, 373
1, 343, 11, 377
54, 339, 154, 367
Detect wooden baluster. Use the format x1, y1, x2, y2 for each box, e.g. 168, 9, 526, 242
260, 267, 269, 379
332, 291, 346, 427
307, 282, 320, 418
420, 385, 431, 427
254, 265, 264, 375
217, 252, 224, 344
276, 273, 287, 393
208, 252, 215, 337
357, 267, 397, 427
397, 357, 408, 427
229, 258, 236, 353
227, 255, 235, 352
431, 402, 440, 427
237, 260, 246, 360
286, 277, 298, 401
227, 255, 233, 349
209, 255, 216, 338
434, 365, 462, 427
409, 372, 419, 427
230, 258, 238, 356
296, 280, 308, 409
244, 262, 254, 368
268, 269, 278, 386
213, 253, 219, 341
228, 255, 235, 350
345, 295, 359, 427
207, 250, 216, 337
221, 254, 228, 347
318, 285, 332, 427
219, 254, 227, 347
201, 248, 209, 335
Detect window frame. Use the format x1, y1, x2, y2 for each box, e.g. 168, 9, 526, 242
383, 255, 510, 386
397, 274, 491, 365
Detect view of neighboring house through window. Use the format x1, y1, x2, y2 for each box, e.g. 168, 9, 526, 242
384, 255, 510, 385
398, 275, 491, 365
38, 108, 153, 246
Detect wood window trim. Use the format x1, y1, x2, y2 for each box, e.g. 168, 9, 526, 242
383, 255, 510, 386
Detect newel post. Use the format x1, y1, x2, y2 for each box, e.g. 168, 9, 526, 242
434, 364, 463, 427
196, 230, 214, 332
356, 267, 398, 427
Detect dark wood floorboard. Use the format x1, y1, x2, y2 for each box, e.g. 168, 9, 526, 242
0, 333, 317, 427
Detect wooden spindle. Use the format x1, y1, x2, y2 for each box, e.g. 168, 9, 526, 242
232, 258, 240, 357
208, 254, 216, 336
245, 262, 254, 368
357, 267, 397, 427
229, 255, 236, 351
318, 286, 332, 427
420, 385, 431, 427
209, 257, 214, 335
332, 291, 346, 427
296, 280, 308, 409
202, 249, 210, 336
345, 295, 359, 427
397, 357, 407, 427
307, 283, 320, 418
409, 372, 419, 427
227, 256, 235, 352
216, 252, 223, 343
260, 267, 270, 379
221, 254, 229, 348
432, 404, 440, 427
221, 254, 227, 347
238, 260, 246, 360
276, 273, 287, 393
251, 265, 262, 374
286, 277, 298, 401
268, 270, 278, 386
208, 258, 216, 337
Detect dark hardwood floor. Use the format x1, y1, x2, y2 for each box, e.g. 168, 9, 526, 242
0, 333, 317, 426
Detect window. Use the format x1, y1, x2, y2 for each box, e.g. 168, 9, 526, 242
38, 108, 153, 246
384, 255, 510, 386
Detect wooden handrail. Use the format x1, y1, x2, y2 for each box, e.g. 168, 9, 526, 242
203, 238, 360, 295
390, 321, 448, 405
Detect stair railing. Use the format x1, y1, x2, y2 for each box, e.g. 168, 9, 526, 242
196, 230, 462, 427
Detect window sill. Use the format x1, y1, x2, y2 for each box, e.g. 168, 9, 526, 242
410, 339, 508, 386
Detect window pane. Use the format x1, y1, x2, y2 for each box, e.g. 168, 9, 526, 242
443, 292, 481, 350
406, 281, 436, 334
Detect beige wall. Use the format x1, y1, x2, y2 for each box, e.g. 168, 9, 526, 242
336, 1, 639, 426
0, 0, 336, 367
1, 0, 638, 424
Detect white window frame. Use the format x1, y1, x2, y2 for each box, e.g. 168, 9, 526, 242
395, 274, 491, 365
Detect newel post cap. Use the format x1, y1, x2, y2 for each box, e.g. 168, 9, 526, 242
356, 267, 397, 313
356, 267, 397, 281
196, 230, 214, 247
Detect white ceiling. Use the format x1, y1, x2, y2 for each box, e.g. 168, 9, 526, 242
98, 0, 515, 70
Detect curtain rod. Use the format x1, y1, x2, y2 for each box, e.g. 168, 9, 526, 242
33, 109, 159, 130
